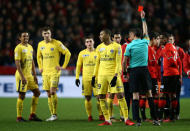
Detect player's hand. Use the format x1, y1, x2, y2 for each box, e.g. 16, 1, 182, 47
91, 76, 95, 86
56, 66, 63, 71
140, 11, 145, 19
34, 76, 38, 84
110, 76, 117, 87
75, 79, 80, 87
21, 76, 27, 85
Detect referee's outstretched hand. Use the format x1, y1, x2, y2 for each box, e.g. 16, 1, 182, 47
91, 76, 95, 86
75, 79, 80, 87
110, 76, 117, 87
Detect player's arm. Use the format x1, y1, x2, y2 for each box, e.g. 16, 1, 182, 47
32, 60, 38, 84
15, 47, 27, 85
37, 43, 43, 73
75, 52, 83, 87
141, 11, 150, 41
58, 42, 71, 69
122, 44, 130, 74
183, 53, 190, 77
114, 45, 122, 77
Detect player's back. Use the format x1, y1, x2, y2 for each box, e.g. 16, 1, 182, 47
80, 49, 97, 81
96, 41, 121, 75
14, 43, 33, 76
38, 39, 62, 74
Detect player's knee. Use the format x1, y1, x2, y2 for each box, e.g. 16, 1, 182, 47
19, 93, 25, 100
109, 93, 115, 99
85, 96, 91, 101
34, 90, 41, 97
147, 90, 153, 97
117, 93, 124, 99
99, 94, 106, 99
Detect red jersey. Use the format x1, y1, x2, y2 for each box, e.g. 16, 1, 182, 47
174, 44, 185, 62
154, 45, 164, 81
161, 43, 182, 76
121, 43, 130, 82
148, 46, 158, 79
183, 52, 190, 77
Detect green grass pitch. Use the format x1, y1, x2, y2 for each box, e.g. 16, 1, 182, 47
0, 98, 190, 131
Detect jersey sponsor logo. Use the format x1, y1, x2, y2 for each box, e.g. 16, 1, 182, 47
40, 47, 45, 50
100, 58, 114, 61
82, 54, 89, 57
110, 49, 114, 53
22, 49, 27, 53
51, 48, 54, 51
99, 48, 105, 52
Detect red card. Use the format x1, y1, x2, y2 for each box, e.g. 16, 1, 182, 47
138, 5, 144, 12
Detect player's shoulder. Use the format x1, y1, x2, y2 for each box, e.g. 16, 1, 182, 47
52, 39, 62, 45
38, 40, 45, 46
27, 44, 33, 49
79, 49, 87, 54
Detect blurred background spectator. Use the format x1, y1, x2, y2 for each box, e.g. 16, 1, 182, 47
0, 0, 189, 75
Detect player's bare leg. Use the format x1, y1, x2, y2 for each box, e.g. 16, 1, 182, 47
29, 89, 42, 121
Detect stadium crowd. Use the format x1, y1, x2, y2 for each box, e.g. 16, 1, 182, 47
0, 0, 190, 67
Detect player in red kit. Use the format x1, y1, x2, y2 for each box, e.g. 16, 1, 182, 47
161, 35, 182, 121
183, 39, 190, 78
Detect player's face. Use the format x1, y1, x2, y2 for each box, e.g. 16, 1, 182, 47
20, 33, 29, 43
99, 31, 109, 42
156, 36, 160, 47
129, 32, 135, 40
113, 34, 121, 43
85, 38, 94, 49
160, 35, 167, 45
168, 36, 175, 44
42, 30, 52, 40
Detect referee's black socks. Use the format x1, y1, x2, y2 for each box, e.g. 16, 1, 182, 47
148, 97, 157, 120
133, 99, 141, 123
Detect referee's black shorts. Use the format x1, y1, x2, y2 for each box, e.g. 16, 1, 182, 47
129, 66, 152, 93
163, 75, 180, 93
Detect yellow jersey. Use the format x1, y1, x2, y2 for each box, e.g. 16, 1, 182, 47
37, 39, 71, 75
14, 43, 33, 76
93, 41, 122, 76
76, 49, 97, 81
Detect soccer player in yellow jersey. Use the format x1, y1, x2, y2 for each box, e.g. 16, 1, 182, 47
37, 27, 71, 121
15, 32, 41, 122
75, 36, 104, 121
91, 29, 135, 126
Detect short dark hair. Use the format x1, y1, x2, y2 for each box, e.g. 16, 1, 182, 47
160, 32, 170, 39
149, 32, 160, 40
129, 28, 142, 38
84, 35, 94, 40
168, 33, 174, 38
102, 29, 112, 36
41, 26, 52, 32
18, 31, 29, 37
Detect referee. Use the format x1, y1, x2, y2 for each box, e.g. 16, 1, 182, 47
122, 11, 160, 126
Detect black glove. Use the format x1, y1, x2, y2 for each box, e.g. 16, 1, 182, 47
110, 76, 117, 87
91, 76, 95, 86
75, 79, 80, 87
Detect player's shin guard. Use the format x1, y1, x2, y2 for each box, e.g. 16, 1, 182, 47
85, 99, 92, 117
107, 98, 113, 118
139, 98, 146, 120
133, 99, 141, 123
30, 96, 39, 114
118, 98, 129, 121
170, 98, 178, 120
164, 94, 170, 119
158, 98, 166, 120
99, 99, 110, 121
97, 101, 103, 116
51, 94, 58, 115
148, 97, 157, 120
17, 98, 23, 117
48, 97, 53, 115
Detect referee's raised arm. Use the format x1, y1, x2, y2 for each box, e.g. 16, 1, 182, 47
141, 11, 149, 39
